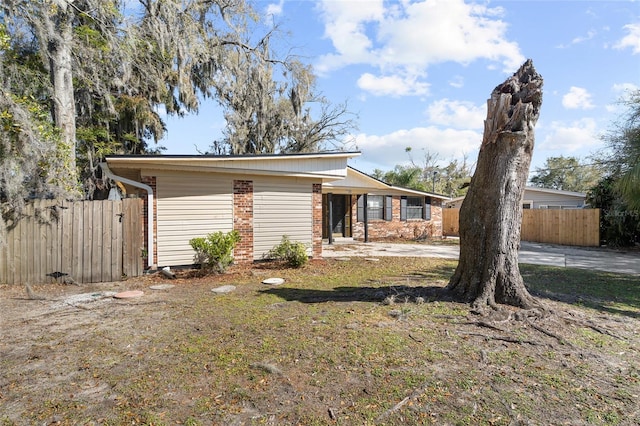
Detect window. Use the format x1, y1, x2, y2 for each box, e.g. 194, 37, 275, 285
367, 195, 384, 220
357, 195, 393, 221
401, 196, 431, 221
407, 196, 423, 219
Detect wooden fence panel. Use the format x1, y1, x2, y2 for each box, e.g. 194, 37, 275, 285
122, 199, 143, 278
0, 199, 143, 284
442, 208, 600, 247
442, 208, 460, 238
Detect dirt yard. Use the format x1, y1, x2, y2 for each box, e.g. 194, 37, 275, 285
1, 257, 639, 425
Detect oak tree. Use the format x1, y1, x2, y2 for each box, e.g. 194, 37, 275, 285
447, 60, 544, 313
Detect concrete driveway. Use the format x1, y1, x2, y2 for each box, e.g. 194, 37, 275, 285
322, 239, 640, 276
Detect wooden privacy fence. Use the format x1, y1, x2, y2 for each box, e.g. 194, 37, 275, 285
443, 208, 600, 247
0, 199, 143, 285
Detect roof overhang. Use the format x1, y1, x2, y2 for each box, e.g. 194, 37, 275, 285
323, 167, 450, 200
105, 151, 361, 181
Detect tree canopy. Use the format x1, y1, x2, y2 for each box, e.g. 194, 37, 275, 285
372, 149, 472, 196
529, 155, 602, 193
587, 89, 640, 246
212, 49, 356, 155
603, 90, 640, 211
0, 0, 356, 239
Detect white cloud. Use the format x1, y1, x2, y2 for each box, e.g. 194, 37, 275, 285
606, 83, 640, 112
353, 127, 481, 170
265, 0, 285, 18
614, 23, 640, 54
557, 29, 597, 48
449, 75, 465, 89
612, 82, 639, 94
539, 118, 600, 152
316, 0, 384, 72
357, 73, 430, 97
562, 87, 595, 110
425, 99, 486, 130
316, 0, 524, 96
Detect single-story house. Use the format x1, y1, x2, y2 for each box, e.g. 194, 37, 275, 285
444, 186, 588, 210
103, 153, 448, 269
323, 167, 448, 241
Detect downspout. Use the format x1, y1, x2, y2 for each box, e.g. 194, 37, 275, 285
100, 162, 155, 269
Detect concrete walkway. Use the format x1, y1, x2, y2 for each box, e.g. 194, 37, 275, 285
322, 239, 640, 276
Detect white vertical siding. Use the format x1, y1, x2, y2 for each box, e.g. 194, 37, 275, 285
156, 173, 233, 266
527, 191, 585, 209
253, 178, 313, 260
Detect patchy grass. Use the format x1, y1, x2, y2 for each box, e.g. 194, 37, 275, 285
1, 258, 639, 425
522, 264, 640, 317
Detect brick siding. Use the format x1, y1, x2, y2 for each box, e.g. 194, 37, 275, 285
351, 195, 443, 241
233, 180, 254, 263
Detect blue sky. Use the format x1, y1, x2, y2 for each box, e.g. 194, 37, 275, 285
159, 0, 640, 176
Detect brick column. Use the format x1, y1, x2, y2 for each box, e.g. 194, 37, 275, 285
312, 183, 323, 259
233, 180, 254, 263
140, 176, 157, 268
431, 198, 443, 238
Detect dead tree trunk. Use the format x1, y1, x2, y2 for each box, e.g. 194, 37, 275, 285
447, 60, 543, 313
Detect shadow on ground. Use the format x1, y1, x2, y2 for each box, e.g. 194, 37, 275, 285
260, 284, 454, 304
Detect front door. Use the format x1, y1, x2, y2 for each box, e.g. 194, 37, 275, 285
323, 194, 352, 238
331, 195, 346, 236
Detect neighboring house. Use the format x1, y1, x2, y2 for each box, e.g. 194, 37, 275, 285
322, 167, 449, 242
104, 152, 360, 268
444, 186, 588, 210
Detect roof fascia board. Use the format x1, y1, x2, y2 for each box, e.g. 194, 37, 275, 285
106, 151, 360, 163
133, 164, 345, 180
524, 186, 586, 197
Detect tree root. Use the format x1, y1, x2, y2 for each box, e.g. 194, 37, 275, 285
468, 320, 507, 333
460, 331, 544, 346
561, 315, 625, 341
526, 319, 573, 347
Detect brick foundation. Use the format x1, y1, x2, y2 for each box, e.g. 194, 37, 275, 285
233, 180, 254, 263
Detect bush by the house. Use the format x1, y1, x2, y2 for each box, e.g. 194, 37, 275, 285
265, 236, 308, 268
189, 230, 241, 273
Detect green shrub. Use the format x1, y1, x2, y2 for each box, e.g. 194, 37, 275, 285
265, 235, 309, 268
189, 230, 241, 273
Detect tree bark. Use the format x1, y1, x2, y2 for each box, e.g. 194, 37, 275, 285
447, 60, 543, 312
47, 4, 77, 176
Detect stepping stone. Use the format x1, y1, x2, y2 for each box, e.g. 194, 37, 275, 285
113, 290, 144, 299
149, 284, 175, 290
262, 277, 285, 285
211, 285, 236, 294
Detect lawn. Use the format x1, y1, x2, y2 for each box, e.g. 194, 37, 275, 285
1, 257, 638, 425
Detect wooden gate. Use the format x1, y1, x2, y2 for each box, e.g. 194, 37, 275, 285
0, 199, 143, 284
